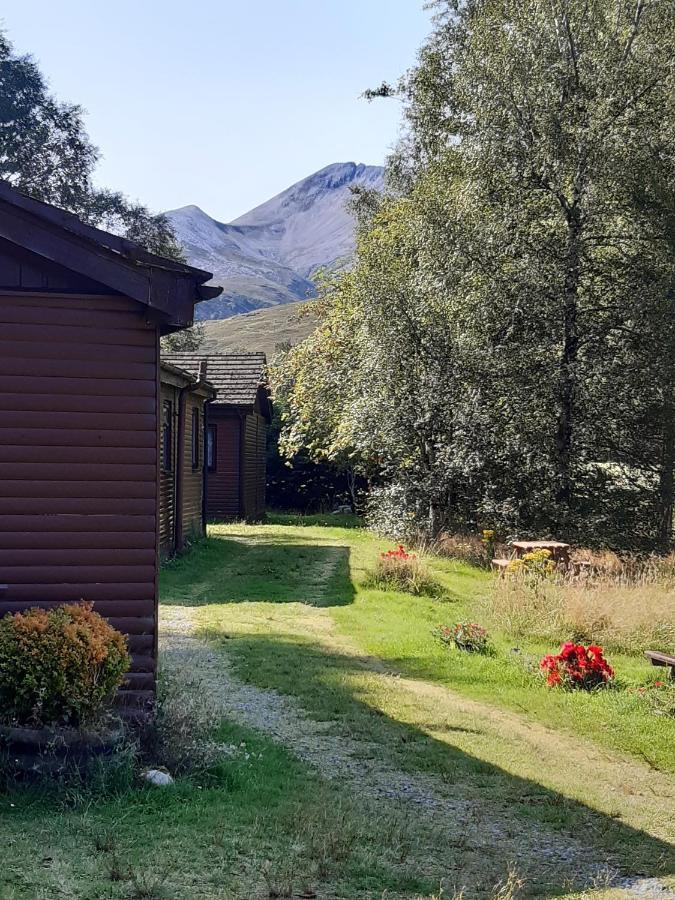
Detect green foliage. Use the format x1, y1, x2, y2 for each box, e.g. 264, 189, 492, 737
0, 604, 129, 727
276, 1, 675, 550
0, 30, 182, 258
160, 322, 205, 352
434, 622, 492, 654
266, 389, 365, 514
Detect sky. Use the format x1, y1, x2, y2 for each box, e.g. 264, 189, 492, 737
1, 2, 432, 222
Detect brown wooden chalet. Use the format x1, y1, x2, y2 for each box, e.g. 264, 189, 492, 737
159, 361, 215, 558
162, 353, 271, 521
0, 181, 221, 711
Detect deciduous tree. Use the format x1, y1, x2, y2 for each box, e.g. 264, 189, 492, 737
278, 0, 675, 548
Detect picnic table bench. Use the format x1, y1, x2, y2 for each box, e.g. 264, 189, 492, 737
644, 650, 675, 679
492, 539, 571, 574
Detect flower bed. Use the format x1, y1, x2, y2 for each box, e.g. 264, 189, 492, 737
369, 545, 441, 596
540, 642, 614, 690
434, 622, 492, 654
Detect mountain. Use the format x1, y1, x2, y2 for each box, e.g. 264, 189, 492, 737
201, 300, 316, 359
165, 162, 384, 319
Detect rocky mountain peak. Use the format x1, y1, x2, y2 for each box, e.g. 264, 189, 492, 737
165, 162, 385, 319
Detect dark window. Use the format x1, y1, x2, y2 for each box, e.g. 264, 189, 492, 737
191, 408, 200, 469
162, 400, 172, 472
206, 424, 216, 471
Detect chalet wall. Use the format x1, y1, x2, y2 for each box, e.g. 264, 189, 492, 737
205, 408, 267, 522
158, 380, 208, 557
206, 413, 241, 520
182, 393, 205, 542
0, 291, 159, 708
159, 382, 177, 558
242, 411, 267, 521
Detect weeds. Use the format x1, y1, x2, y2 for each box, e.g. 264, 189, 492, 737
0, 730, 138, 804
492, 866, 525, 899
261, 857, 296, 898
437, 533, 493, 568
141, 663, 222, 775
483, 564, 675, 655
129, 869, 170, 899
411, 867, 524, 899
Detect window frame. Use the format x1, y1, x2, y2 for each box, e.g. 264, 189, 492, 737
206, 423, 217, 472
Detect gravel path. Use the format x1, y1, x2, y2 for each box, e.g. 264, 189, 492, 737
159, 603, 675, 898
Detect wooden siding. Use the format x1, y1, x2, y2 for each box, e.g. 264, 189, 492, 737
256, 413, 267, 516
182, 394, 205, 542
0, 237, 110, 294
0, 291, 159, 708
206, 414, 241, 520
205, 407, 267, 522
241, 411, 267, 521
159, 382, 177, 558
158, 379, 208, 556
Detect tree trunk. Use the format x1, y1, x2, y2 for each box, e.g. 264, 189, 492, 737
555, 212, 581, 519
429, 499, 445, 539
657, 384, 675, 553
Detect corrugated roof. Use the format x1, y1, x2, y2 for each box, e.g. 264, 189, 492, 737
162, 352, 267, 407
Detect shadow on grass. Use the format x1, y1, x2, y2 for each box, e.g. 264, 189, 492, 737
267, 511, 364, 529
161, 535, 355, 607
201, 629, 675, 897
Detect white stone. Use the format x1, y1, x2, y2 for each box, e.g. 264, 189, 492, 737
142, 768, 174, 787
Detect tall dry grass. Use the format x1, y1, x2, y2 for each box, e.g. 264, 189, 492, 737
436, 532, 509, 569
482, 558, 675, 655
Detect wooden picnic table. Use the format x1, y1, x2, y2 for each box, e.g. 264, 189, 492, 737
511, 540, 570, 564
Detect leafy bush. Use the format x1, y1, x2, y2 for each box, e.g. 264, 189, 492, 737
0, 603, 129, 727
369, 545, 441, 596
540, 643, 614, 690
434, 622, 492, 654
505, 548, 555, 578
365, 482, 421, 541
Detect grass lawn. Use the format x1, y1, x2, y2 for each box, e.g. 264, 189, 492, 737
1, 515, 673, 899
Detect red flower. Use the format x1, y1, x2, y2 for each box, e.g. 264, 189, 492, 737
540, 643, 614, 691
381, 544, 416, 561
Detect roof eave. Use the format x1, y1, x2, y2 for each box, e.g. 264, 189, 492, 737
0, 181, 223, 327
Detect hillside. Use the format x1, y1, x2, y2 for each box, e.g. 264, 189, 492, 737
166, 162, 384, 319
200, 300, 316, 359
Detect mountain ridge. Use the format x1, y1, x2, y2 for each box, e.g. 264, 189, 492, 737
165, 162, 384, 319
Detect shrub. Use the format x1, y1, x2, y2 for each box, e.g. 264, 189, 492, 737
505, 548, 555, 578
540, 643, 614, 690
434, 622, 492, 654
369, 545, 441, 596
0, 603, 129, 728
